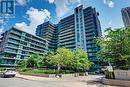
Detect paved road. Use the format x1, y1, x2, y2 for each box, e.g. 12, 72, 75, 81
0, 75, 119, 87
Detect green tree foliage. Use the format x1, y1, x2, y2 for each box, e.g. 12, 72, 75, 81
50, 48, 74, 71
17, 48, 93, 72
17, 59, 26, 68
26, 52, 40, 68
47, 48, 92, 72
43, 51, 55, 67
97, 27, 130, 70
71, 49, 93, 71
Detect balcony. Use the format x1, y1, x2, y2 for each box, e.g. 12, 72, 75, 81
8, 40, 19, 45
2, 57, 16, 60
86, 40, 95, 44
87, 44, 97, 48
86, 33, 95, 36
4, 48, 17, 54
6, 45, 19, 50
60, 44, 76, 48
11, 31, 22, 36
59, 31, 75, 37
86, 37, 95, 40
60, 34, 75, 40
0, 63, 17, 67
60, 41, 75, 46
59, 37, 75, 42
60, 28, 74, 34
85, 28, 95, 33
84, 18, 93, 23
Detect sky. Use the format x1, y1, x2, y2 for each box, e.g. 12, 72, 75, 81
0, 0, 130, 35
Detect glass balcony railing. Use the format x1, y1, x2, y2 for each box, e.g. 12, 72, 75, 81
8, 39, 19, 44
85, 28, 95, 33
4, 50, 17, 54
63, 44, 76, 48
60, 34, 75, 40
60, 41, 75, 46
9, 34, 21, 40
86, 40, 95, 44
11, 29, 22, 35
59, 37, 75, 42
86, 37, 95, 40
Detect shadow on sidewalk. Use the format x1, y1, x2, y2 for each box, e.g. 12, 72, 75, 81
81, 78, 107, 87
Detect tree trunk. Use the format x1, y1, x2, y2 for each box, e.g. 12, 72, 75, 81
58, 64, 60, 73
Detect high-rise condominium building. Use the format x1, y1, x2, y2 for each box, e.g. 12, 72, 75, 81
37, 5, 102, 70
58, 14, 76, 49
36, 22, 58, 51
0, 28, 48, 67
59, 5, 101, 69
121, 7, 130, 27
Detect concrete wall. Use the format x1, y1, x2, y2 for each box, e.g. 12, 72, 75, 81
102, 78, 130, 87
114, 70, 130, 80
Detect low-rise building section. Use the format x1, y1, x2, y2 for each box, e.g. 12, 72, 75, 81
0, 27, 48, 67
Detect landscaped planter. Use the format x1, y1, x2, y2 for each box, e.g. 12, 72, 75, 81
114, 70, 130, 80
19, 72, 55, 78
19, 72, 88, 78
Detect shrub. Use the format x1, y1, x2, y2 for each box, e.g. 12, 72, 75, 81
105, 70, 114, 79
19, 69, 75, 74
17, 68, 32, 72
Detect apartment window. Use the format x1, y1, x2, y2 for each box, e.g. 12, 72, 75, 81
21, 37, 25, 40
82, 40, 84, 44
21, 56, 25, 59
77, 33, 80, 42
17, 54, 21, 58
27, 43, 30, 47
18, 50, 22, 53
18, 46, 22, 50
20, 41, 27, 45
22, 51, 28, 54
22, 32, 26, 36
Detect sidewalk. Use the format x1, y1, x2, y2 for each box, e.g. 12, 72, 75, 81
16, 73, 55, 81
16, 73, 116, 87
16, 73, 89, 87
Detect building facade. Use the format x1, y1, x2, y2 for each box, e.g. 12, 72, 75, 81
0, 27, 48, 67
74, 5, 87, 51
58, 5, 102, 69
83, 6, 102, 69
36, 5, 102, 70
121, 7, 130, 27
58, 14, 76, 49
36, 22, 58, 51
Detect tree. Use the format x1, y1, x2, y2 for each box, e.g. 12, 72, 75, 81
97, 27, 130, 70
71, 49, 93, 72
37, 57, 44, 68
17, 59, 26, 68
43, 48, 93, 72
26, 52, 40, 68
43, 51, 55, 67
50, 48, 73, 71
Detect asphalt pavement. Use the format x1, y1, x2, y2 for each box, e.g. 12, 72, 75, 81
0, 75, 119, 87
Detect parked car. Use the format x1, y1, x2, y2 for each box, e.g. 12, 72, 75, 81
0, 68, 16, 78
